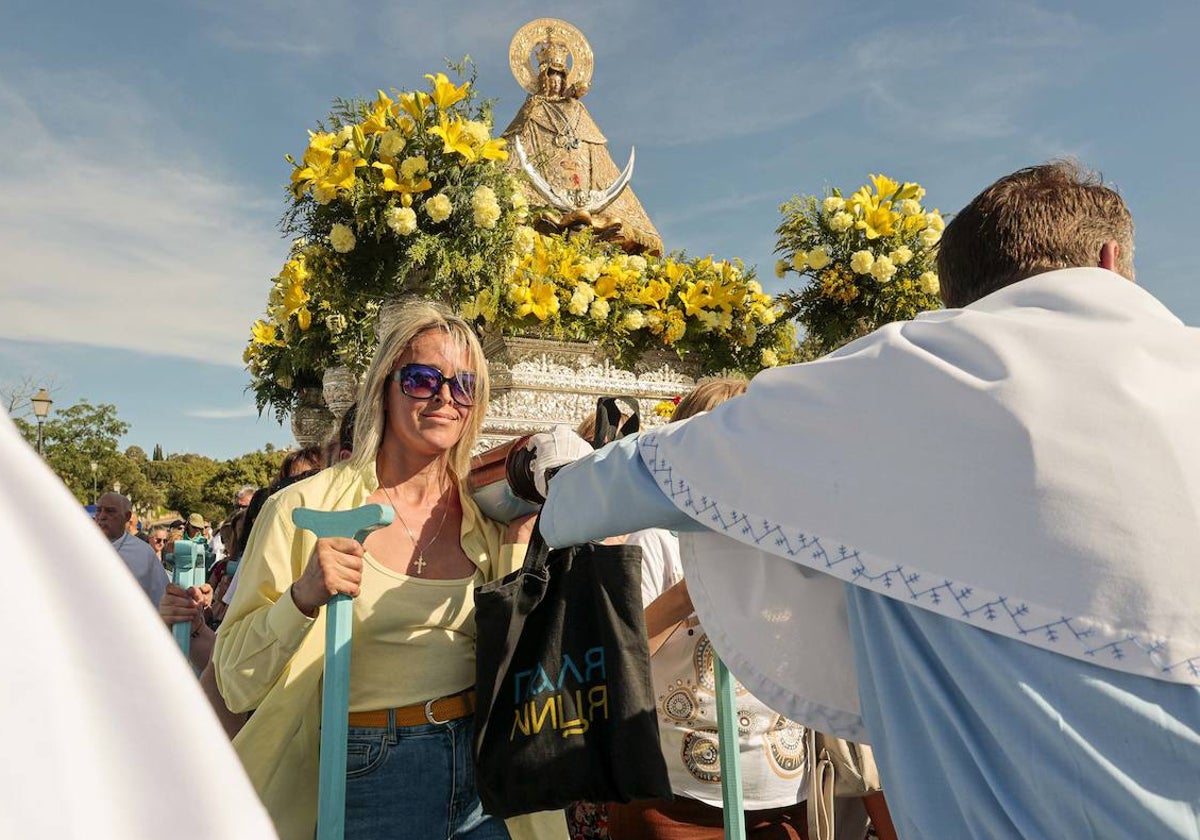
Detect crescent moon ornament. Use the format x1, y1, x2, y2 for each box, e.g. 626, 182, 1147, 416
514, 136, 635, 214
509, 18, 594, 96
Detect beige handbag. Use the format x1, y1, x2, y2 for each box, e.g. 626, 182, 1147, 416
806, 729, 881, 840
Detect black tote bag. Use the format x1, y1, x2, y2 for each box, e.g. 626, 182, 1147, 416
473, 521, 672, 817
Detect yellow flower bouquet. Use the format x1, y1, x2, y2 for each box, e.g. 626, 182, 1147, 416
775, 174, 944, 356
463, 230, 796, 374
280, 63, 524, 312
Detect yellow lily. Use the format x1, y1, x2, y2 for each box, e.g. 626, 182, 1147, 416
279, 256, 309, 286
281, 282, 309, 316
856, 204, 899, 239
250, 320, 282, 347
289, 139, 336, 197
525, 279, 560, 320
306, 130, 339, 157
360, 91, 398, 135
429, 115, 477, 163
399, 91, 431, 123
869, 173, 901, 201
679, 281, 714, 317
555, 255, 586, 284
315, 151, 362, 196
662, 259, 689, 285
360, 109, 389, 137
594, 272, 618, 298
289, 165, 316, 198
629, 279, 671, 308
846, 185, 877, 215
372, 161, 432, 193
895, 181, 923, 201
529, 238, 552, 277
709, 274, 743, 312
478, 136, 509, 161
425, 72, 469, 111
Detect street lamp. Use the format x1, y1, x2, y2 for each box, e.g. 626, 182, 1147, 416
90, 461, 98, 504
30, 389, 53, 455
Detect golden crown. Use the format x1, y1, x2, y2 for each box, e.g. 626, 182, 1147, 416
535, 39, 569, 72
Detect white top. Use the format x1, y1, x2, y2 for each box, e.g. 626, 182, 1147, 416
627, 528, 808, 809
0, 408, 278, 839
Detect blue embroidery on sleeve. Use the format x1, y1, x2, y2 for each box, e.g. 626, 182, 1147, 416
641, 435, 1200, 683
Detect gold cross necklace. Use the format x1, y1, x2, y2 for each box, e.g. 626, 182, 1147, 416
382, 482, 450, 575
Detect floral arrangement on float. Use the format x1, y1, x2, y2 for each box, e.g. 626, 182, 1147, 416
243, 245, 379, 421
460, 229, 797, 374
247, 64, 522, 419
774, 174, 944, 357
245, 63, 800, 420
280, 62, 525, 313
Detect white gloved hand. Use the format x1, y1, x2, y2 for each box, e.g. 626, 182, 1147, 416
528, 425, 594, 500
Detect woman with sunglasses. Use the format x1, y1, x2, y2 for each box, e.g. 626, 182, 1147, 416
215, 302, 564, 840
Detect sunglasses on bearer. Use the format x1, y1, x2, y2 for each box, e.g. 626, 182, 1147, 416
392, 363, 477, 407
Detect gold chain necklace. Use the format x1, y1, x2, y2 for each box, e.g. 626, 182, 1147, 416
381, 483, 450, 575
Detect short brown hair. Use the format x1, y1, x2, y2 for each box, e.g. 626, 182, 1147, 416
937, 160, 1134, 308
672, 378, 748, 422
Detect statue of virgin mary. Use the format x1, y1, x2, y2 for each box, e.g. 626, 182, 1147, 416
502, 19, 663, 256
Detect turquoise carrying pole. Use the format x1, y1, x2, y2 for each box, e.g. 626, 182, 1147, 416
714, 654, 747, 840
171, 541, 205, 658
292, 504, 393, 840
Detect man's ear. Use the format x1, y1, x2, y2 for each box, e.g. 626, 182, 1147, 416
1099, 240, 1120, 272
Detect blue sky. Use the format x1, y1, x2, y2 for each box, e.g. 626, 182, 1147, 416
2, 0, 1197, 459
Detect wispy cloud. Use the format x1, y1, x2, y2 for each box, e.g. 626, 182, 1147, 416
655, 189, 780, 228
186, 405, 260, 419
0, 66, 285, 368
846, 3, 1097, 143
192, 0, 354, 56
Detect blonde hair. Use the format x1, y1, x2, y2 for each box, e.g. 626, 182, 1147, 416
350, 301, 489, 482
672, 377, 748, 422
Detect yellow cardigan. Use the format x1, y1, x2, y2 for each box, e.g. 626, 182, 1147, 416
214, 461, 565, 840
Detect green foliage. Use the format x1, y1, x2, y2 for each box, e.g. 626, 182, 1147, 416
146, 454, 221, 523
202, 450, 286, 515
19, 399, 298, 524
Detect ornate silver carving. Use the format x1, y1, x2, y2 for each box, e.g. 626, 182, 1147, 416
322, 365, 359, 418
479, 334, 698, 446
291, 387, 336, 448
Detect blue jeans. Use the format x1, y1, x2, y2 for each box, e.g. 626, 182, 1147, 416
345, 712, 510, 840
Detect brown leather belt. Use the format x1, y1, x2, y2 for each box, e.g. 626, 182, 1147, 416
348, 690, 476, 728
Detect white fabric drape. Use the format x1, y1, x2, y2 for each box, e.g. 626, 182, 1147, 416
638, 269, 1200, 733
0, 409, 277, 839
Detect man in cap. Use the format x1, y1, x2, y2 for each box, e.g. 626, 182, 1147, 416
95, 491, 169, 604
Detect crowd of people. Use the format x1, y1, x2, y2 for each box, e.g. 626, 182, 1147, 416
10, 160, 1198, 839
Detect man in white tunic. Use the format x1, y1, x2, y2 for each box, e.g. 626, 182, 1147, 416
540, 162, 1200, 838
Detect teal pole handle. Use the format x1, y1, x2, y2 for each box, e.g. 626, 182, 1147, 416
291, 504, 393, 840
715, 654, 746, 840
171, 541, 205, 659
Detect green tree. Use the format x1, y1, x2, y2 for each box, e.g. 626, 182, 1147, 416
147, 454, 221, 523
202, 450, 286, 518
20, 401, 131, 503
